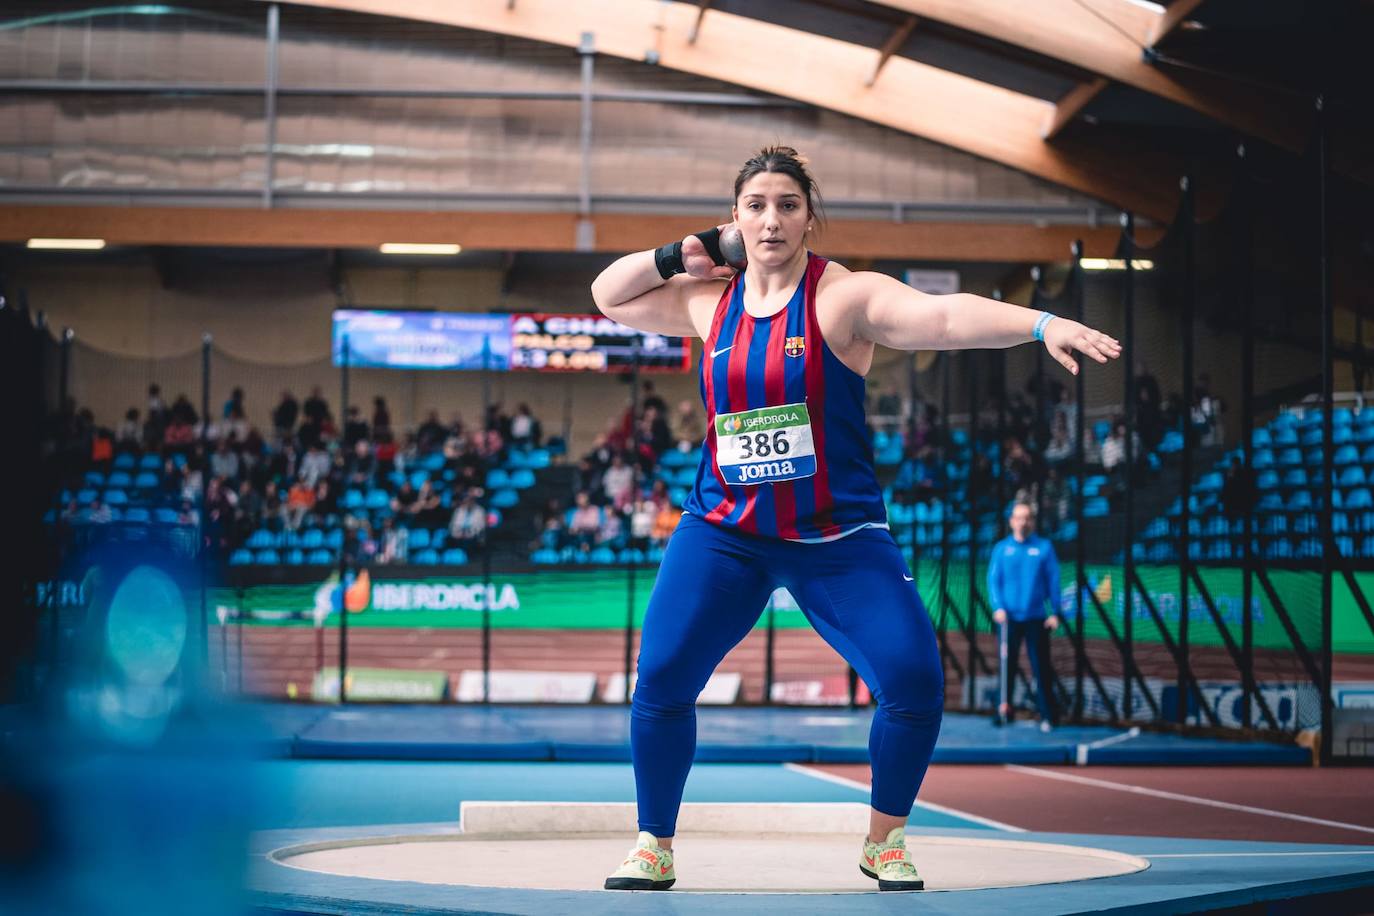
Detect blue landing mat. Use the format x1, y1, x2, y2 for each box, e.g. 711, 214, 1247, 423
243, 703, 1310, 766
247, 823, 1374, 916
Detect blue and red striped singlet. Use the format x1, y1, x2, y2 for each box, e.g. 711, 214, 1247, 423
683, 252, 888, 542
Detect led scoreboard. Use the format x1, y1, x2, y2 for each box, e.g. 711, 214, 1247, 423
509, 314, 691, 373
332, 310, 691, 373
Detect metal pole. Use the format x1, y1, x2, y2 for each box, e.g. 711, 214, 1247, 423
338, 336, 350, 703
1122, 213, 1138, 724
481, 336, 493, 704
200, 334, 211, 674
53, 328, 71, 674
263, 4, 279, 209
1317, 94, 1334, 765
1178, 178, 1195, 727
578, 32, 595, 217
624, 342, 641, 704
1238, 145, 1255, 730
966, 352, 979, 709
1072, 241, 1086, 720
940, 353, 952, 700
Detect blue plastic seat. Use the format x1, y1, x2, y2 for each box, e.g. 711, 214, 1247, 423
409, 470, 429, 489
325, 529, 344, 548
1340, 466, 1367, 487
133, 471, 158, 489
107, 471, 132, 488
408, 528, 431, 549
510, 469, 536, 489
255, 549, 281, 564
421, 452, 445, 472
1334, 427, 1355, 445
527, 449, 551, 469
154, 508, 179, 524
618, 548, 646, 564
1278, 448, 1303, 466
1282, 468, 1308, 489
412, 549, 440, 565
485, 469, 511, 490
1334, 407, 1354, 427
83, 470, 105, 487
1346, 489, 1374, 509
229, 549, 253, 566
247, 529, 275, 548
442, 547, 469, 565
342, 489, 364, 509
589, 546, 616, 564
284, 549, 305, 565
123, 507, 151, 523
300, 528, 324, 548
113, 453, 136, 470
76, 488, 98, 504
1289, 490, 1313, 510
1084, 497, 1110, 518
1196, 472, 1224, 492
1335, 444, 1360, 465
531, 548, 559, 564
365, 489, 389, 509
307, 549, 334, 565
1252, 449, 1275, 469
104, 489, 129, 506
490, 488, 519, 509
1251, 428, 1272, 448
1256, 470, 1280, 490
139, 453, 161, 470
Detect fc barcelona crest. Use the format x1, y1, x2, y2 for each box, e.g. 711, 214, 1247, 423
784, 336, 805, 358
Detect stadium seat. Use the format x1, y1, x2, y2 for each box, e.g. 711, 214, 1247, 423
590, 546, 616, 564
1335, 444, 1360, 465
1289, 490, 1313, 511
229, 549, 253, 566
76, 488, 98, 504
1305, 447, 1324, 466
122, 507, 150, 523
486, 469, 511, 490
1278, 448, 1303, 466
1334, 407, 1354, 427
301, 528, 324, 548
1196, 472, 1224, 492
247, 529, 275, 548
325, 529, 344, 548
1301, 428, 1323, 447
1346, 489, 1374, 509
1256, 470, 1280, 490
1282, 468, 1308, 489
114, 453, 136, 470
285, 549, 305, 565
527, 449, 552, 469
104, 489, 128, 506
1251, 449, 1275, 469
490, 488, 519, 509
83, 471, 105, 487
1334, 426, 1354, 445
133, 471, 159, 489
307, 549, 334, 565
408, 528, 431, 550
668, 486, 688, 507
154, 508, 179, 524
510, 469, 536, 489
421, 452, 445, 472
138, 453, 161, 470
412, 549, 440, 565
531, 548, 559, 564
442, 548, 469, 565
1251, 429, 1272, 448
255, 549, 281, 564
618, 548, 646, 564
107, 471, 132, 488
409, 470, 429, 489
342, 489, 364, 509
1340, 466, 1367, 488
365, 488, 389, 509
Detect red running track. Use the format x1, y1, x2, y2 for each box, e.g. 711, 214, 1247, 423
805, 763, 1374, 846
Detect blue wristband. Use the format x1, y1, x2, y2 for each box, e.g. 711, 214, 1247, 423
1032, 311, 1056, 342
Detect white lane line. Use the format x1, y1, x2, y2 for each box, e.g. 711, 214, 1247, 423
1142, 851, 1374, 858
1005, 764, 1374, 837
782, 763, 1027, 833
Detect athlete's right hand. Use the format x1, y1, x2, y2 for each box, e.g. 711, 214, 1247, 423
681, 225, 739, 280
992, 609, 1007, 625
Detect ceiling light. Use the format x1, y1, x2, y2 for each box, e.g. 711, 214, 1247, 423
27, 238, 106, 250
1080, 258, 1154, 271
379, 242, 462, 255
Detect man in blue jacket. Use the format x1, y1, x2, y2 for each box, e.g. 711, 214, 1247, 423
988, 502, 1061, 730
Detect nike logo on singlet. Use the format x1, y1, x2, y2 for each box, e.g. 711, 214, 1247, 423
710, 345, 733, 358
903, 575, 914, 581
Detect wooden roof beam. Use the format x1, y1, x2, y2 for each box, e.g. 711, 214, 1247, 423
1042, 76, 1109, 140
257, 0, 1184, 221
867, 14, 919, 87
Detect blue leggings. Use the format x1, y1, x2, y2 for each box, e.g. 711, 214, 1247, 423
631, 514, 944, 837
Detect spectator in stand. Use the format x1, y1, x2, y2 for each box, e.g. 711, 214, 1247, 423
299, 442, 331, 487
572, 457, 602, 498
117, 408, 140, 447
1053, 389, 1078, 445
651, 502, 683, 548
391, 480, 419, 516
223, 387, 245, 421
671, 399, 703, 451
417, 410, 446, 452
285, 476, 316, 530
343, 405, 369, 447
569, 491, 602, 551
1194, 372, 1225, 447
88, 497, 113, 525
510, 403, 539, 448
303, 386, 329, 428
1101, 420, 1130, 481
261, 480, 284, 528
180, 451, 204, 503
409, 481, 443, 526
164, 410, 196, 451
597, 505, 625, 550
235, 480, 261, 539
648, 479, 672, 510
449, 491, 487, 551
640, 405, 672, 457
372, 396, 392, 440
1044, 413, 1073, 464
602, 453, 635, 509
630, 499, 655, 550
378, 517, 408, 565
272, 390, 299, 440
178, 499, 200, 527
1003, 438, 1036, 496
210, 438, 240, 481
347, 438, 375, 487
314, 478, 338, 521
640, 381, 667, 416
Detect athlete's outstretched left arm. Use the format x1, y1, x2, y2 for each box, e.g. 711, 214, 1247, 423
833, 271, 1120, 374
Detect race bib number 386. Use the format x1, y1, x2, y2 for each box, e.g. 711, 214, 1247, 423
714, 402, 817, 485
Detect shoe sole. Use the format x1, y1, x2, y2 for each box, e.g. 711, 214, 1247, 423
604, 877, 675, 891
860, 864, 924, 891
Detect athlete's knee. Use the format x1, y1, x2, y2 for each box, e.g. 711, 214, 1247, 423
631, 657, 702, 717
873, 658, 945, 721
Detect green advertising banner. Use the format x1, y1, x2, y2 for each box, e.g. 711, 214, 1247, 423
213, 562, 1373, 653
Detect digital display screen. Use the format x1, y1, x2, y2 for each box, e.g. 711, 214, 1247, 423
509, 313, 691, 373
332, 310, 511, 370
